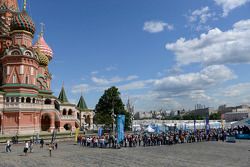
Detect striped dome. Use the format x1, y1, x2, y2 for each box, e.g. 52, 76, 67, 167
33, 35, 53, 60
11, 11, 35, 35
35, 49, 49, 66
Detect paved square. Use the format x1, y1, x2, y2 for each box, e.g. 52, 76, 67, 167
0, 140, 249, 167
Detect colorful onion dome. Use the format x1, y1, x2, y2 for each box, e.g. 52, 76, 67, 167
33, 35, 53, 60
0, 0, 19, 12
35, 49, 49, 66
10, 10, 35, 35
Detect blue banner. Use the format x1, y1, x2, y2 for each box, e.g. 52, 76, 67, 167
236, 134, 250, 139
194, 119, 196, 133
98, 127, 103, 137
117, 115, 125, 143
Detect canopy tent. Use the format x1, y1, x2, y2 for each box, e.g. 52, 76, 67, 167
145, 125, 155, 133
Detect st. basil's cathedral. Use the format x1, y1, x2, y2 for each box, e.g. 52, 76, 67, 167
0, 0, 94, 135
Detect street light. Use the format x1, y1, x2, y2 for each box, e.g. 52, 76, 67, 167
111, 101, 116, 135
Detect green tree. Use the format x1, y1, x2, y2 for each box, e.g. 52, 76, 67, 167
94, 86, 131, 130
209, 113, 221, 120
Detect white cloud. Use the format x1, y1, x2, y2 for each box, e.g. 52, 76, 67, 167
223, 82, 250, 97
91, 71, 99, 75
71, 84, 91, 93
143, 21, 174, 33
186, 6, 215, 32
188, 90, 212, 101
118, 80, 154, 91
214, 0, 250, 17
154, 65, 235, 98
166, 19, 250, 66
188, 6, 213, 24
91, 75, 138, 85
105, 66, 117, 71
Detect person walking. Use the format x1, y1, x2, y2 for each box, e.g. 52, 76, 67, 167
40, 138, 44, 148
48, 144, 52, 157
29, 139, 33, 153
24, 141, 29, 156
5, 140, 11, 152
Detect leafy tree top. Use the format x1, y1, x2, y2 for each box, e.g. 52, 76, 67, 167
94, 86, 131, 130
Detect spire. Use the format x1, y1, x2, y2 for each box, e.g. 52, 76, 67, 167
77, 95, 88, 111
40, 22, 45, 37
23, 0, 26, 11
58, 86, 69, 103
33, 22, 53, 60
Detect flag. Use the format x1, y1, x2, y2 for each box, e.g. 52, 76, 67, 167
75, 127, 80, 143
98, 127, 103, 137
117, 115, 125, 143
194, 119, 196, 133
205, 115, 210, 135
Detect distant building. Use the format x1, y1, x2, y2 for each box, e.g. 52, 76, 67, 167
134, 112, 152, 120
218, 105, 235, 115
224, 105, 250, 122
189, 107, 216, 118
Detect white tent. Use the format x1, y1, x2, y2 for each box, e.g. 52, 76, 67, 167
231, 118, 250, 128
145, 125, 155, 133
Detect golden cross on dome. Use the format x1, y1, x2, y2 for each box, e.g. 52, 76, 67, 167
40, 22, 45, 36
23, 0, 27, 10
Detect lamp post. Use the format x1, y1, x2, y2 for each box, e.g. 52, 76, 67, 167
111, 102, 116, 135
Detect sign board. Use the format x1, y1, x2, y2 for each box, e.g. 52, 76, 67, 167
226, 136, 236, 143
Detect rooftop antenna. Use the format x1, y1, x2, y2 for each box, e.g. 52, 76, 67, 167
80, 87, 83, 96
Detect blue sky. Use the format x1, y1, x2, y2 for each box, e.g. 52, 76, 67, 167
24, 0, 250, 111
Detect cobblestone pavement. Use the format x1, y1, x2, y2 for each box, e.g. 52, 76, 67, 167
0, 140, 249, 167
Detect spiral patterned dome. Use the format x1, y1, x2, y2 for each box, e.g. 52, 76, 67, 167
35, 49, 49, 66
11, 11, 35, 35
33, 35, 53, 60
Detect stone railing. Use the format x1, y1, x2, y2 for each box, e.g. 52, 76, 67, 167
4, 103, 55, 110
61, 115, 76, 120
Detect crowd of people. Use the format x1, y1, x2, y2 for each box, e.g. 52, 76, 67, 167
3, 125, 249, 153
76, 126, 250, 149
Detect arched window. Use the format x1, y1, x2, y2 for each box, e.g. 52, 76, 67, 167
11, 97, 15, 102
24, 51, 32, 57
68, 109, 73, 115
63, 109, 67, 115
44, 99, 52, 105
26, 97, 31, 103
32, 98, 36, 103
21, 97, 25, 103
11, 50, 21, 55
6, 97, 9, 102
16, 97, 19, 102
